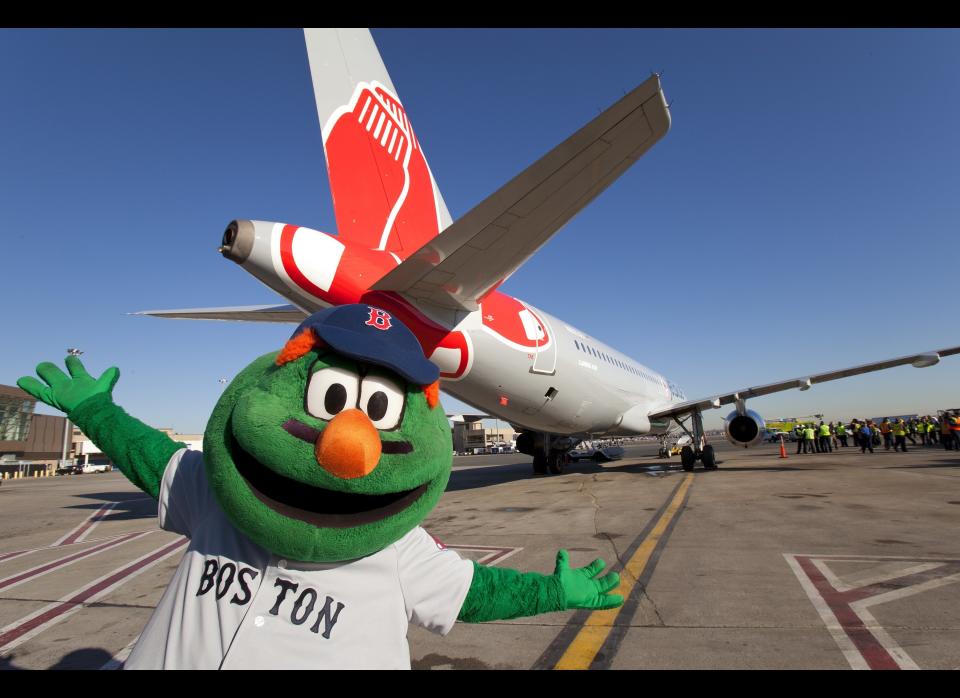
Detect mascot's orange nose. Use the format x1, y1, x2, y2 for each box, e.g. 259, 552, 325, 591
314, 408, 382, 479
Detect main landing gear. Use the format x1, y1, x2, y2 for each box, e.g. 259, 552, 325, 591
533, 451, 566, 475
674, 410, 717, 472
521, 432, 568, 475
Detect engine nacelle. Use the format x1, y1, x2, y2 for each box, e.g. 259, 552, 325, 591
724, 409, 766, 448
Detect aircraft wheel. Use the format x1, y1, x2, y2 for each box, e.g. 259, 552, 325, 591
547, 453, 564, 474
532, 453, 547, 475
680, 446, 695, 471
701, 445, 717, 470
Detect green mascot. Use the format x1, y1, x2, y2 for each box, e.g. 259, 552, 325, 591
19, 304, 622, 669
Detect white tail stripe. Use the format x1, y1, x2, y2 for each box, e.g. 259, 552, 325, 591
373, 112, 386, 139
381, 121, 393, 147
387, 129, 398, 155
395, 136, 404, 161
366, 103, 380, 131
357, 95, 372, 124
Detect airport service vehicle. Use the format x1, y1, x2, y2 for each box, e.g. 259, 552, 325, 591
139, 29, 960, 475
81, 463, 110, 474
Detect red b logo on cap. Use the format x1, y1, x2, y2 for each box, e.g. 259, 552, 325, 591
365, 307, 393, 331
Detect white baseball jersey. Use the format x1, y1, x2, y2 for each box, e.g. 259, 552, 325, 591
125, 448, 474, 670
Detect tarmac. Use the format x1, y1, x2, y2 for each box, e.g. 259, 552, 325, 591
1, 439, 958, 670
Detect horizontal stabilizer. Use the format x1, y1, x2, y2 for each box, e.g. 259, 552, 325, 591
372, 74, 671, 312
132, 304, 308, 323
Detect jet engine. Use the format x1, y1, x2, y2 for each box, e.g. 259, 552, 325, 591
724, 409, 766, 448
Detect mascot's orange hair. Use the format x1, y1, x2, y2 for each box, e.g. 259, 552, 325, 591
276, 328, 322, 366
277, 328, 441, 411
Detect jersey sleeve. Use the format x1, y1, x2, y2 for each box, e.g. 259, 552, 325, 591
395, 527, 475, 635
157, 449, 213, 538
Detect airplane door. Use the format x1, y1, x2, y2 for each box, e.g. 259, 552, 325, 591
524, 308, 557, 375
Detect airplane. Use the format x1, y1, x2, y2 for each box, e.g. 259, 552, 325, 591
137, 28, 960, 476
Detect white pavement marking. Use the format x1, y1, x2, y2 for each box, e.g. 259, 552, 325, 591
100, 635, 139, 670
784, 554, 869, 670
448, 545, 523, 567
0, 537, 187, 656
786, 553, 960, 670
0, 531, 153, 593
0, 529, 158, 568
52, 502, 117, 547
811, 558, 944, 593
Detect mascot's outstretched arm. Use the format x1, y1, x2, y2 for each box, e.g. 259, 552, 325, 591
458, 549, 622, 622
18, 356, 184, 498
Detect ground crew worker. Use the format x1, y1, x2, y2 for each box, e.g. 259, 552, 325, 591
803, 424, 817, 454
907, 419, 918, 446
941, 416, 954, 450
836, 421, 848, 447
893, 419, 908, 452
950, 413, 960, 451
794, 424, 804, 454
929, 417, 939, 446
918, 418, 928, 447
850, 419, 861, 449
859, 422, 875, 453
880, 418, 893, 450
829, 422, 839, 450
818, 421, 832, 453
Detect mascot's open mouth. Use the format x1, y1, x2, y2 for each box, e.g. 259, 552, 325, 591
228, 431, 428, 529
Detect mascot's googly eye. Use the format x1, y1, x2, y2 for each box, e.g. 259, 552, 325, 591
306, 367, 360, 420
359, 375, 405, 430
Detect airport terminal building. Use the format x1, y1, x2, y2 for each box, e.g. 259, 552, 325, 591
0, 384, 67, 476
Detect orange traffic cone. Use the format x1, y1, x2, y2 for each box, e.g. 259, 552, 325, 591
779, 435, 788, 459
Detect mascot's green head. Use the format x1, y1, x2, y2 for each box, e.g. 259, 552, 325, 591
203, 305, 451, 562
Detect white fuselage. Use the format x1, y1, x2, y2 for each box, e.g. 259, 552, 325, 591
233, 221, 686, 438
439, 303, 685, 436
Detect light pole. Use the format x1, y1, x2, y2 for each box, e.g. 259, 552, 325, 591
61, 348, 83, 470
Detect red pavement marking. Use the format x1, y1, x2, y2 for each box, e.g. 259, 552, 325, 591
0, 537, 187, 652
0, 531, 151, 592
0, 529, 157, 567
795, 555, 901, 670
54, 503, 117, 547
0, 551, 32, 564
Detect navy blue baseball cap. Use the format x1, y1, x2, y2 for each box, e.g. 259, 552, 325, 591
289, 304, 439, 386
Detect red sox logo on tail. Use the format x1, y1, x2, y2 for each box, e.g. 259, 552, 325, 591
322, 81, 441, 257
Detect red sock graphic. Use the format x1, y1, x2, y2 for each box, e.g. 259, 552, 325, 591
324, 83, 440, 256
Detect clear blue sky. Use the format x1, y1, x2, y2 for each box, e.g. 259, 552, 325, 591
3, 28, 959, 433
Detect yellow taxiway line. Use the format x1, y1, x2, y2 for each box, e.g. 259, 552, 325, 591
554, 472, 694, 670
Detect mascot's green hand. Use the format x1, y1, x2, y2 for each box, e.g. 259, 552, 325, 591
17, 356, 120, 415
553, 549, 624, 610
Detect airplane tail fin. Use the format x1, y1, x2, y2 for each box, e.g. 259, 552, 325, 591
304, 28, 453, 258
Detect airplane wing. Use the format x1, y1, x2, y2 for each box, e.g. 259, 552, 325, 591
447, 413, 493, 423
132, 304, 308, 323
648, 345, 960, 422
370, 74, 671, 312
